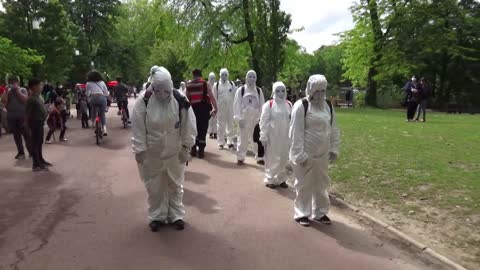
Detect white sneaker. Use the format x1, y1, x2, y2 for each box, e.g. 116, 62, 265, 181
45, 140, 52, 144
103, 126, 108, 136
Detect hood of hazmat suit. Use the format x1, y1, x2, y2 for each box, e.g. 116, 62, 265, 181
259, 82, 292, 185
208, 72, 216, 87
220, 68, 229, 83
289, 74, 340, 165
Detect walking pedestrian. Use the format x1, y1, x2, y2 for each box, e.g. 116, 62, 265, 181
207, 72, 218, 140
289, 74, 340, 227
185, 69, 218, 159
259, 82, 292, 189
131, 67, 197, 231
233, 70, 265, 165
1, 75, 32, 159
403, 76, 418, 122
214, 68, 237, 149
45, 98, 67, 143
25, 78, 52, 171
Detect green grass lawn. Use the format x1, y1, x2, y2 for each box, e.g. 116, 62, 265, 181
330, 108, 480, 266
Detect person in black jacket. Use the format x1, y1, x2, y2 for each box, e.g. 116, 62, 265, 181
415, 78, 431, 122
403, 76, 418, 122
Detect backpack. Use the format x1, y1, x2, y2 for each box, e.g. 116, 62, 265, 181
240, 86, 261, 97
301, 98, 333, 126
143, 87, 191, 125
269, 99, 292, 108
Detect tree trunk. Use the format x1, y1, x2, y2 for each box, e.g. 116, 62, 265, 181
242, 0, 262, 86
366, 0, 384, 107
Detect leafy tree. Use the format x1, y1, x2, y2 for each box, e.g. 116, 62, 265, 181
0, 36, 43, 79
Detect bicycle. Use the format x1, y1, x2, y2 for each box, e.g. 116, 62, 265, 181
120, 106, 128, 128
92, 104, 103, 145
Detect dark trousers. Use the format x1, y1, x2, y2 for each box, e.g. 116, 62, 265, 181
192, 104, 211, 149
46, 125, 66, 141
28, 120, 45, 167
406, 101, 418, 120
8, 117, 32, 156
81, 112, 89, 128
253, 123, 265, 158
117, 100, 130, 119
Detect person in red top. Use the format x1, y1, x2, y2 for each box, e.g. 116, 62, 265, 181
45, 98, 67, 143
0, 84, 6, 95
185, 69, 218, 158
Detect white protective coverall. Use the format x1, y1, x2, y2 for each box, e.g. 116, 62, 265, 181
207, 72, 217, 135
289, 74, 340, 220
132, 67, 197, 223
233, 70, 265, 162
214, 68, 237, 147
179, 82, 186, 95
259, 82, 292, 185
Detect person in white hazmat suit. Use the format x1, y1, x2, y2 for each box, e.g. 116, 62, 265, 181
214, 68, 237, 149
259, 82, 292, 189
233, 70, 265, 165
289, 74, 340, 227
131, 67, 197, 232
207, 72, 218, 139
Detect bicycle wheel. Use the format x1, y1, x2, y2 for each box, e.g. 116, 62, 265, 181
95, 122, 100, 145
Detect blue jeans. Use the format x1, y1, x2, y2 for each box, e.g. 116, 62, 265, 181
90, 95, 107, 126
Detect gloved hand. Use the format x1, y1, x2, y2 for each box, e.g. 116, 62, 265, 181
179, 148, 190, 164
259, 135, 268, 144
135, 151, 147, 164
238, 119, 246, 129
329, 152, 338, 163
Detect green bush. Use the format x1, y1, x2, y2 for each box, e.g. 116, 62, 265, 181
355, 91, 366, 107
377, 84, 404, 108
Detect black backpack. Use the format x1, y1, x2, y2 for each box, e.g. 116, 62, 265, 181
301, 98, 334, 125
143, 86, 191, 124
240, 85, 262, 97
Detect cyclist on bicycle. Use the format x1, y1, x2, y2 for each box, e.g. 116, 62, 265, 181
114, 77, 131, 124
86, 70, 109, 136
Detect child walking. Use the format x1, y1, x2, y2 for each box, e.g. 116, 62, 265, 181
45, 98, 67, 143
79, 93, 89, 128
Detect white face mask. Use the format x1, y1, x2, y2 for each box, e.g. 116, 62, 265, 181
312, 90, 325, 101
153, 87, 171, 101
275, 89, 286, 99
220, 73, 228, 83
246, 73, 256, 87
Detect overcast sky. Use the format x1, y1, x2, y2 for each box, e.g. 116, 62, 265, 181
0, 1, 355, 53
280, 0, 355, 53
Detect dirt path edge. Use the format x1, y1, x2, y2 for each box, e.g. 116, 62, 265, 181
329, 194, 469, 270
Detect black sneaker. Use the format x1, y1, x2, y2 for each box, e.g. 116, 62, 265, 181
15, 153, 26, 159
149, 220, 163, 232
296, 217, 310, 227
213, 133, 218, 139
219, 145, 224, 150
228, 144, 235, 150
172, 219, 185, 230
257, 160, 265, 165
278, 182, 289, 189
42, 161, 54, 167
265, 184, 277, 189
314, 215, 332, 225
33, 166, 49, 172
237, 160, 245, 165
209, 133, 214, 139
198, 148, 205, 159
190, 147, 197, 157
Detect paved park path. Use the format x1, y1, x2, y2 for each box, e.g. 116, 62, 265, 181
0, 99, 447, 270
